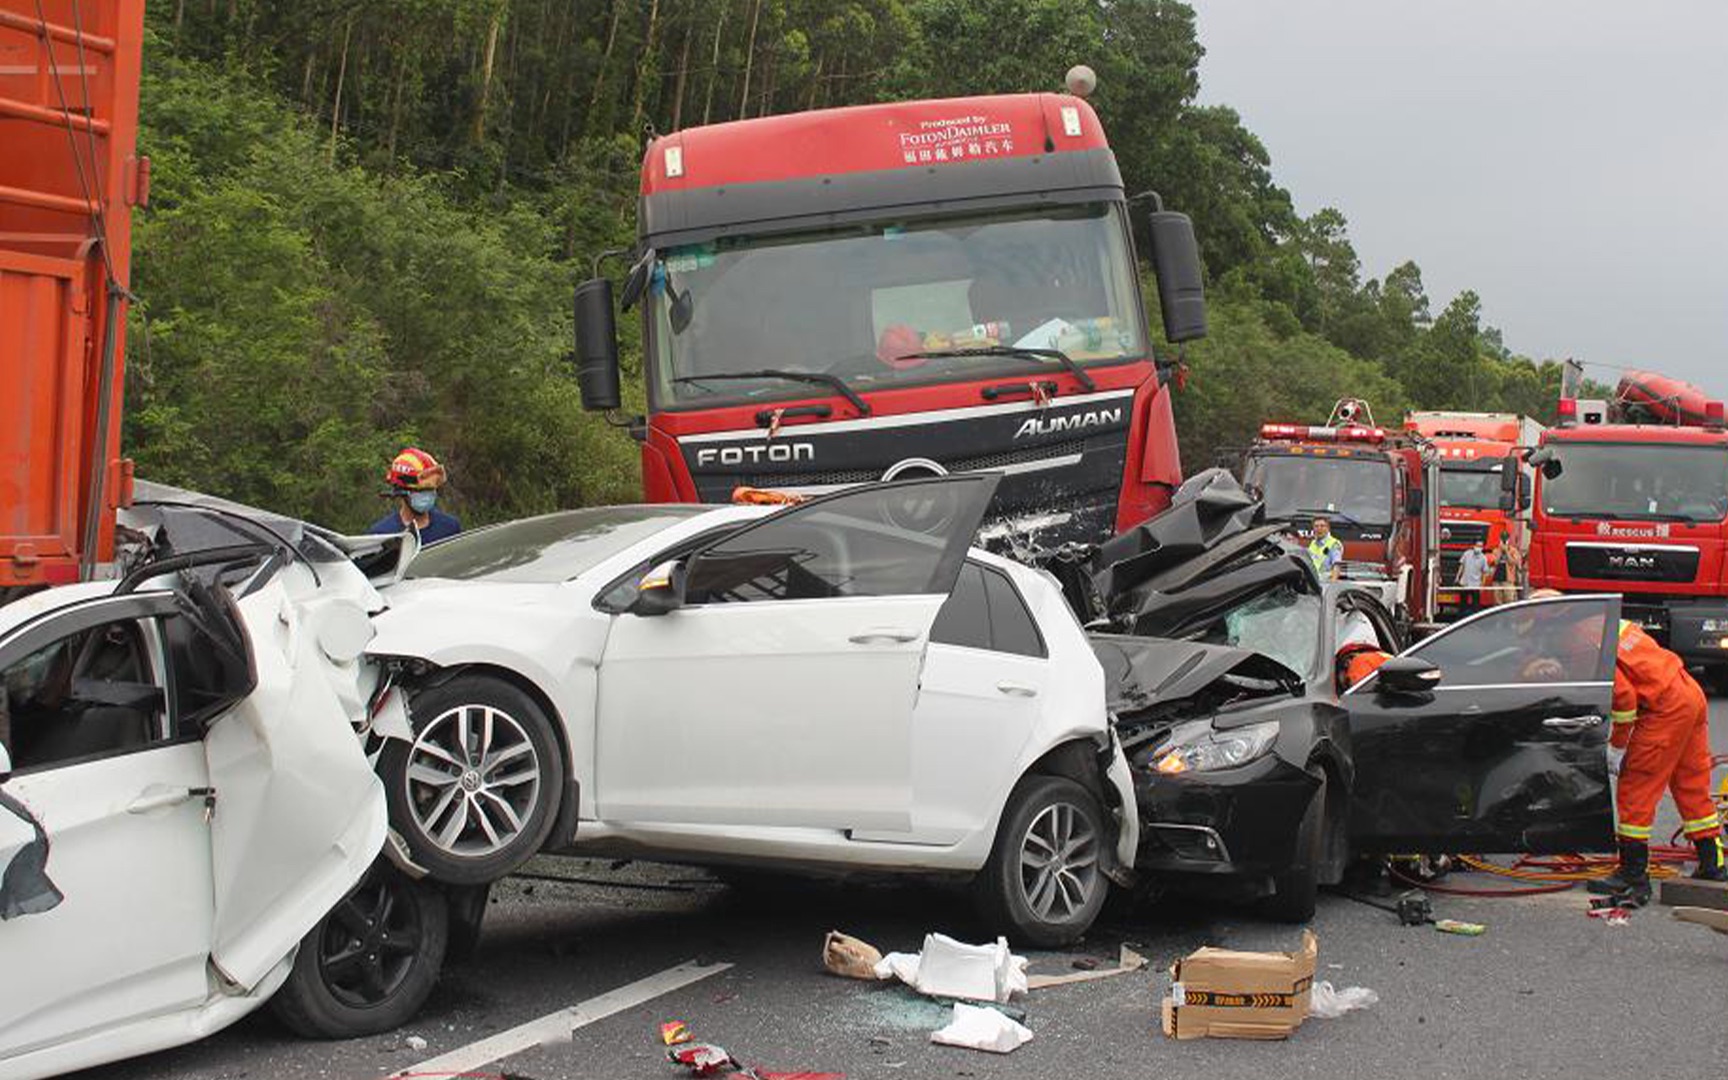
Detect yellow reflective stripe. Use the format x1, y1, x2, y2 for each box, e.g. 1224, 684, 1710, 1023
1618, 620, 1637, 639
1616, 821, 1653, 839
1609, 710, 1637, 725
1681, 814, 1722, 831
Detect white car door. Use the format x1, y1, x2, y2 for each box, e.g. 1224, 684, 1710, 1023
0, 593, 217, 1062
195, 574, 387, 989
596, 476, 999, 832
884, 560, 1050, 845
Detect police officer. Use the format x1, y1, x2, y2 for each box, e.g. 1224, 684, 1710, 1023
1307, 516, 1344, 580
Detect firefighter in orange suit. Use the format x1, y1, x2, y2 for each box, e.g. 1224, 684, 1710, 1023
1587, 618, 1726, 903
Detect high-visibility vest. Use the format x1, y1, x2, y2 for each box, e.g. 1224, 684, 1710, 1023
1307, 534, 1343, 573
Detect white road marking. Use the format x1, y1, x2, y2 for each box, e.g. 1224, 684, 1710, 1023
388, 959, 733, 1078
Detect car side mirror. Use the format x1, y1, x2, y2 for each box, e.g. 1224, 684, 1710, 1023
1405, 486, 1425, 517
629, 559, 688, 616
1146, 210, 1207, 343
573, 278, 622, 412
1375, 655, 1443, 696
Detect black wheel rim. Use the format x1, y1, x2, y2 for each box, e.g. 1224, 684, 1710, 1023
316, 874, 423, 1009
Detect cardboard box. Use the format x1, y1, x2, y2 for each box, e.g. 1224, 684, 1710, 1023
1160, 930, 1317, 1040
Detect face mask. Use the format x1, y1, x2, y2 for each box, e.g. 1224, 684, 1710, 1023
408, 490, 439, 514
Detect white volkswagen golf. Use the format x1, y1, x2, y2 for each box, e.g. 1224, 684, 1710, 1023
367, 476, 1137, 945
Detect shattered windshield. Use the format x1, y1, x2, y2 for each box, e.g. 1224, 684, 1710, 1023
649, 203, 1145, 408
1208, 585, 1323, 684
1440, 465, 1504, 510
1542, 441, 1728, 523
1244, 454, 1393, 526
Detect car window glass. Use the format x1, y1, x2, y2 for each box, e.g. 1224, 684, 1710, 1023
932, 563, 991, 649
686, 481, 991, 604
1, 619, 166, 773
1408, 598, 1613, 685
983, 568, 1045, 658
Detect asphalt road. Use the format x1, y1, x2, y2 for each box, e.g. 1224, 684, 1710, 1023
73, 702, 1728, 1080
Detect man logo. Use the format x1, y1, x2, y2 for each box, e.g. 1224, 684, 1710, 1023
694, 442, 816, 467
1607, 553, 1658, 572
1013, 407, 1123, 439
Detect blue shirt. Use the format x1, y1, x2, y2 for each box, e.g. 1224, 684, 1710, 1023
368, 508, 462, 545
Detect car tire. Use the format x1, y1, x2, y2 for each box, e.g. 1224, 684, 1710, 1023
1264, 769, 1327, 923
974, 775, 1109, 948
380, 675, 564, 885
272, 865, 448, 1039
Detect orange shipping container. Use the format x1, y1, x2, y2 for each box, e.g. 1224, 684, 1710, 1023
0, 0, 145, 593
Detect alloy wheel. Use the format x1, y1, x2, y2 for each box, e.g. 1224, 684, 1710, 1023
404, 703, 542, 857
316, 875, 424, 1009
1018, 801, 1100, 922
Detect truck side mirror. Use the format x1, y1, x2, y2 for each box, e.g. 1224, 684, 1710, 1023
1147, 211, 1207, 343
1498, 462, 1518, 512
1527, 447, 1562, 481
574, 278, 622, 412
1405, 485, 1424, 517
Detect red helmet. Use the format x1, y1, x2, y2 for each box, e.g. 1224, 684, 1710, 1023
385, 447, 446, 491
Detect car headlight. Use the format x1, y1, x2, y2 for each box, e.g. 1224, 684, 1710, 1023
1152, 721, 1281, 775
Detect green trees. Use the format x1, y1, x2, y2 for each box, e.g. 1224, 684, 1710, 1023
123, 1, 1597, 528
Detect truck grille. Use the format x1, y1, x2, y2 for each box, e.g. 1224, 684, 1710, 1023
1439, 521, 1489, 548
1565, 543, 1699, 584
739, 438, 1092, 489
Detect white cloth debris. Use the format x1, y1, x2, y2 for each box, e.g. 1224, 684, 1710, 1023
404, 1034, 429, 1051
930, 1003, 1034, 1054
874, 933, 1029, 1003
1308, 980, 1379, 1018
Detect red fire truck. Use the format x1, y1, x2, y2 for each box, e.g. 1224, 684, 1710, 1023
1241, 400, 1441, 627
1531, 371, 1728, 672
0, 0, 146, 600
571, 73, 1208, 546
1404, 411, 1542, 616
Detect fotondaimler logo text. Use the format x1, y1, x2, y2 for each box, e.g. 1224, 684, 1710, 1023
695, 442, 815, 467
1014, 407, 1123, 440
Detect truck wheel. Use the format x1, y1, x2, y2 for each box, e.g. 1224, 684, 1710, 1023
380, 675, 563, 885
974, 775, 1109, 948
1263, 769, 1327, 923
272, 866, 447, 1039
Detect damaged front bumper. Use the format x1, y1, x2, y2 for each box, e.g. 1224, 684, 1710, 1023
1129, 754, 1319, 900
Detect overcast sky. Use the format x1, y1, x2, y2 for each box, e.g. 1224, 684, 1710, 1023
1189, 0, 1728, 398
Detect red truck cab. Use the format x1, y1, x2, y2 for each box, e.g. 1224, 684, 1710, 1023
1532, 379, 1728, 670
0, 0, 145, 598
571, 85, 1208, 546
1242, 403, 1440, 626
1404, 412, 1542, 617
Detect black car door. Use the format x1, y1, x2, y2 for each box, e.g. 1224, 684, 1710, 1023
1342, 594, 1619, 854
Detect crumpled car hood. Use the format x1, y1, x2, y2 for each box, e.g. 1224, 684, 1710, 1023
1039, 468, 1313, 636
1089, 634, 1301, 716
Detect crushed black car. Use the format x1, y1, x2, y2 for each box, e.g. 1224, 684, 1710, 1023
1034, 469, 1619, 920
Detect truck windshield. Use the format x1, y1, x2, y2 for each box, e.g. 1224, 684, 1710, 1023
1244, 455, 1393, 526
1440, 465, 1504, 509
649, 202, 1144, 407
1542, 441, 1728, 523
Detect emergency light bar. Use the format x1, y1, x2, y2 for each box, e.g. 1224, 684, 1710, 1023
1259, 423, 1387, 443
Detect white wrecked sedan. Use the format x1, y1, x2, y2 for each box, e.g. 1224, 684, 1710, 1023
365, 475, 1139, 946
0, 538, 444, 1080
